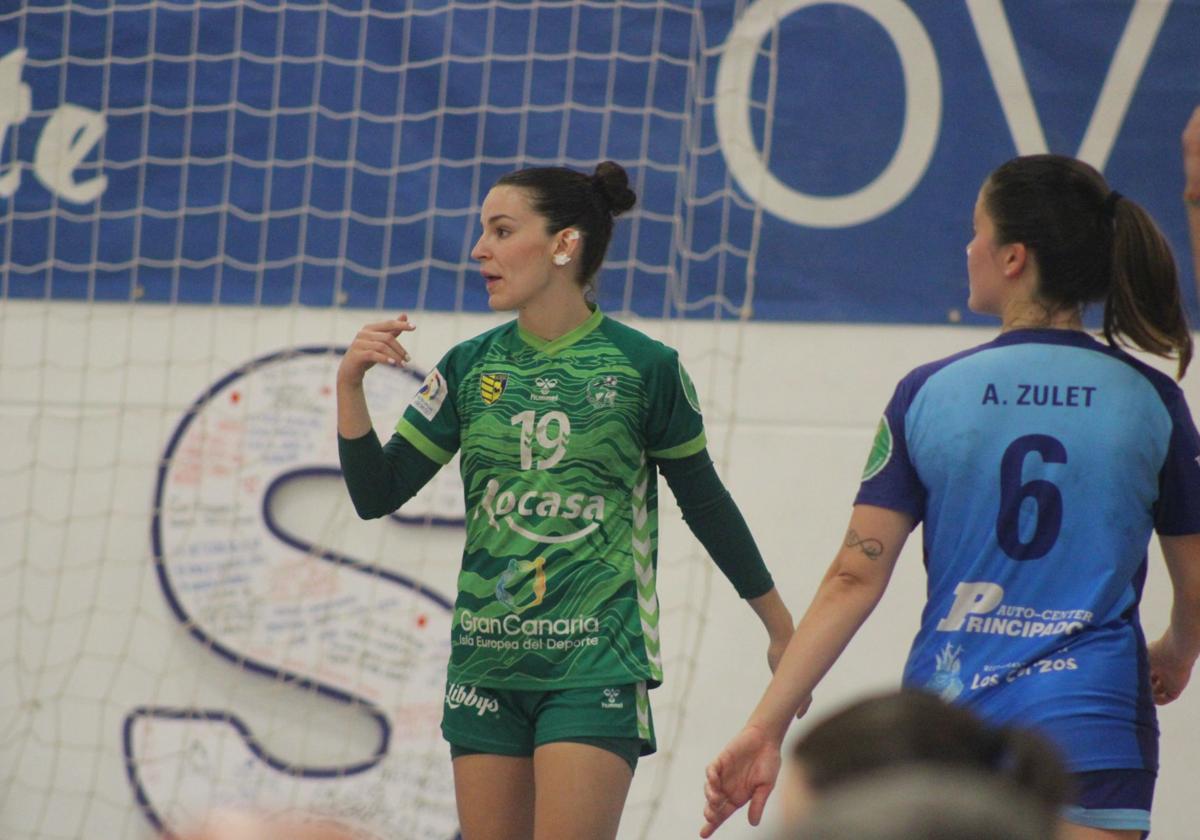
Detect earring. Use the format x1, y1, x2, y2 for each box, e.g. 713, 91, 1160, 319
553, 254, 571, 266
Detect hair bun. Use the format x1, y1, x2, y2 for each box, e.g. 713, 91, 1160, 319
591, 161, 637, 216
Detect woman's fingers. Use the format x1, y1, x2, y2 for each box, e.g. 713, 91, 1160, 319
353, 330, 410, 366
361, 315, 416, 335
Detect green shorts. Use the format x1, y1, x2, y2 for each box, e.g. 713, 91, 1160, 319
441, 680, 655, 772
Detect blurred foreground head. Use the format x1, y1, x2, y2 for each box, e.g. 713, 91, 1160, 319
172, 809, 373, 840
789, 766, 1057, 840
782, 690, 1070, 826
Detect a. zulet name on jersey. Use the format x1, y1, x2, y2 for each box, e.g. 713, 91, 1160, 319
936, 582, 1092, 638
981, 382, 1098, 407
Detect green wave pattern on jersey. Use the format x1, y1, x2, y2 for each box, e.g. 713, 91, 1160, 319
443, 318, 675, 689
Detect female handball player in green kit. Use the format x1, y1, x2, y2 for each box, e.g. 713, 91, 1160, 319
338, 161, 794, 840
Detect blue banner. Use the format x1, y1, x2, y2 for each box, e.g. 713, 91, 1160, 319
2, 0, 1198, 323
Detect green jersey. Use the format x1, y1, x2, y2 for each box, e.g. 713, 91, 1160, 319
396, 309, 706, 690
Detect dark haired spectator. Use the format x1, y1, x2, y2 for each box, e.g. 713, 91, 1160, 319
788, 767, 1059, 840
779, 690, 1069, 828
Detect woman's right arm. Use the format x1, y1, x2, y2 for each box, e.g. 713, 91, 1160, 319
1148, 533, 1200, 704
700, 503, 914, 838
337, 315, 415, 438
336, 315, 441, 519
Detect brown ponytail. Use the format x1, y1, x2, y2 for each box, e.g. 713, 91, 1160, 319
985, 155, 1192, 378
1105, 197, 1193, 378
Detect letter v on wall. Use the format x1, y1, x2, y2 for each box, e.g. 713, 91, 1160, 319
966, 0, 1169, 170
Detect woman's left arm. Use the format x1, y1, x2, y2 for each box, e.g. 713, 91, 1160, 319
700, 504, 914, 838
747, 588, 797, 672
1149, 533, 1200, 704
1183, 106, 1200, 298
656, 449, 794, 671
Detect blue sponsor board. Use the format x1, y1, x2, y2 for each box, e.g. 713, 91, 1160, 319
1, 0, 1197, 323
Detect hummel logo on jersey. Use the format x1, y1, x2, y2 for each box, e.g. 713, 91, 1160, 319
532, 377, 559, 402
481, 373, 508, 405
601, 687, 624, 709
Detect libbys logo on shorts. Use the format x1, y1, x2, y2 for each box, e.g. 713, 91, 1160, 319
445, 682, 500, 717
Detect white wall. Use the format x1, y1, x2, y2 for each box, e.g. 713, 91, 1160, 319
1, 301, 1196, 839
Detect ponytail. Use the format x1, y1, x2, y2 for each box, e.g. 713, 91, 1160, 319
1104, 197, 1193, 379
985, 155, 1193, 379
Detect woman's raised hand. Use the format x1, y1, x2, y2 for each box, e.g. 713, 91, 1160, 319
337, 315, 416, 386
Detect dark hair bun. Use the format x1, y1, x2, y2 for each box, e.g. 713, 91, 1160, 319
591, 161, 637, 216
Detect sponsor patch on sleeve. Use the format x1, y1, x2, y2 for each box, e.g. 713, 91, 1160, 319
861, 416, 893, 480
411, 368, 448, 420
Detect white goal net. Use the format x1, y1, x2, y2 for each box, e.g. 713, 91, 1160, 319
0, 2, 765, 838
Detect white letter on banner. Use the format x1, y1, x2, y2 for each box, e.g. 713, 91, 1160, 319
967, 0, 1169, 170
0, 49, 33, 197
34, 103, 108, 204
715, 0, 941, 228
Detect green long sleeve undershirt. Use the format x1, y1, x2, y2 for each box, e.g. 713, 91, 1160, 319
652, 449, 775, 600
337, 431, 774, 599
337, 428, 441, 519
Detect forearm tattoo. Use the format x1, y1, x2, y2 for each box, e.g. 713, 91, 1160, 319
845, 528, 884, 561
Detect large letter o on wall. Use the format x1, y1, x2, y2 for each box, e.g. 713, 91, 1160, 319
715, 0, 942, 228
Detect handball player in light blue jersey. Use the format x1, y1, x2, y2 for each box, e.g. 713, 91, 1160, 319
702, 155, 1200, 840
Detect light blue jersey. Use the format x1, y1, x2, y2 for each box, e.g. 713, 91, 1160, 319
857, 329, 1200, 773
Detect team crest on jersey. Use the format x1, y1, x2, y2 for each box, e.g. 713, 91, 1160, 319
411, 368, 447, 420
586, 374, 618, 408
678, 361, 701, 414
925, 641, 965, 702
480, 373, 508, 405
861, 416, 892, 480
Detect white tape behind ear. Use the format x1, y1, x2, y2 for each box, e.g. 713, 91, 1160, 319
565, 229, 580, 241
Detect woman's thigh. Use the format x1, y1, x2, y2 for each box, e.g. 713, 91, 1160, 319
452, 753, 536, 840
531, 741, 634, 840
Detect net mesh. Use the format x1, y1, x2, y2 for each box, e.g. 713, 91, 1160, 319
0, 1, 766, 837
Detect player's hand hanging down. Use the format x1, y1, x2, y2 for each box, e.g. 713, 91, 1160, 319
1183, 105, 1200, 205
700, 721, 790, 838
